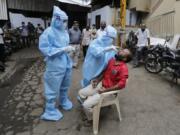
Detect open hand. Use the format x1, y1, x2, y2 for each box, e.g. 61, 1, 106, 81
91, 79, 98, 88
98, 87, 106, 94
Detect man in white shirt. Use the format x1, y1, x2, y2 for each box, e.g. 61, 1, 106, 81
133, 24, 150, 67
20, 22, 29, 48
96, 21, 106, 38
69, 21, 82, 68
0, 27, 6, 65
36, 23, 44, 38
91, 24, 97, 40
0, 28, 4, 44
81, 26, 91, 58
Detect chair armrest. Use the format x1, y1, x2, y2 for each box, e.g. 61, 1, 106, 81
101, 90, 120, 96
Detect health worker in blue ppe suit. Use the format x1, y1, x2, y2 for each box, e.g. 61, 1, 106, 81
39, 6, 75, 121
81, 25, 118, 87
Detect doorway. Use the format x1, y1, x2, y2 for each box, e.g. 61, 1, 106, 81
95, 15, 101, 29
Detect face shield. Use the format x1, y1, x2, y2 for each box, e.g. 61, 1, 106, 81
63, 20, 68, 29
54, 15, 68, 30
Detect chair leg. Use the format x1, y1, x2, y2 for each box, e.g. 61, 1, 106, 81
93, 106, 101, 135
115, 99, 122, 121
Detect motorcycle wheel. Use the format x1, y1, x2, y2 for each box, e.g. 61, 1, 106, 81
144, 57, 163, 73
0, 65, 5, 72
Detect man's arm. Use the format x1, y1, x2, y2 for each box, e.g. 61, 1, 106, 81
0, 28, 4, 35
91, 60, 112, 88
98, 84, 121, 94
147, 38, 150, 46
147, 29, 150, 46
91, 71, 104, 88
95, 72, 104, 83
68, 29, 71, 36
80, 29, 84, 46
79, 30, 82, 44
98, 64, 128, 94
135, 29, 139, 36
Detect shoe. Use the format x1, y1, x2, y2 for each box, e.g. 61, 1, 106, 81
59, 89, 73, 111
60, 98, 73, 111
83, 120, 92, 127
133, 65, 139, 68
73, 63, 78, 68
2, 63, 8, 67
40, 102, 63, 121
73, 65, 78, 68
77, 95, 86, 104
139, 60, 144, 63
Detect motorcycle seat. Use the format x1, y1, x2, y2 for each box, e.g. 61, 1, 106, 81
171, 63, 180, 69
175, 56, 180, 62
175, 49, 180, 55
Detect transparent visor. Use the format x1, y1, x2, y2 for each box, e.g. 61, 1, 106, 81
54, 15, 68, 22
54, 15, 68, 28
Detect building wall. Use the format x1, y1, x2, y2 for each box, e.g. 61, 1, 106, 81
147, 11, 175, 37
0, 0, 8, 20
7, 0, 54, 12
146, 0, 176, 37
149, 0, 175, 18
136, 0, 151, 12
129, 0, 180, 37
90, 6, 113, 26
9, 12, 46, 28
129, 11, 137, 26
174, 1, 180, 34
150, 0, 162, 12
88, 6, 137, 27
115, 8, 137, 26
129, 0, 137, 9
129, 0, 150, 12
150, 0, 160, 9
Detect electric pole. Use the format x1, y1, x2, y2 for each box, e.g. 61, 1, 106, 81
120, 0, 126, 47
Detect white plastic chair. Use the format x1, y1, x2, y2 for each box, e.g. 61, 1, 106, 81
92, 90, 122, 135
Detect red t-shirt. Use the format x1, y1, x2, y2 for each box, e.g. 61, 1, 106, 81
102, 58, 128, 89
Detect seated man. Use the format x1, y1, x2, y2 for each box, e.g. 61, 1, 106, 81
78, 49, 131, 121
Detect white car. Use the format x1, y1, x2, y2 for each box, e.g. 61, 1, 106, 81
150, 34, 180, 50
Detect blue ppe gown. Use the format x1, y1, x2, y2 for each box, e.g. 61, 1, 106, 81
81, 25, 117, 87
39, 6, 73, 121
81, 36, 116, 87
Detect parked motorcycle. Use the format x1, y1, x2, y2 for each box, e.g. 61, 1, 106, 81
3, 40, 12, 56
0, 62, 5, 72
126, 31, 156, 65
126, 31, 138, 55
145, 43, 180, 83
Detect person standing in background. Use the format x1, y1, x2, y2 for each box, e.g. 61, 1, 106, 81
91, 24, 97, 40
27, 22, 35, 47
69, 21, 82, 68
36, 24, 44, 38
81, 26, 91, 58
20, 22, 29, 48
97, 21, 106, 38
36, 24, 44, 45
0, 27, 6, 68
133, 24, 150, 67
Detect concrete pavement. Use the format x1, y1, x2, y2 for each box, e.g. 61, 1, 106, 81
0, 45, 42, 85
1, 47, 180, 135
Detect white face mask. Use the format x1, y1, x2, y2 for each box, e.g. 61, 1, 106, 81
63, 22, 68, 29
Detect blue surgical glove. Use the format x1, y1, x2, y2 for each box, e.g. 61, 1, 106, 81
104, 45, 118, 52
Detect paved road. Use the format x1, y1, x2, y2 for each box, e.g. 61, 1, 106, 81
1, 48, 180, 135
